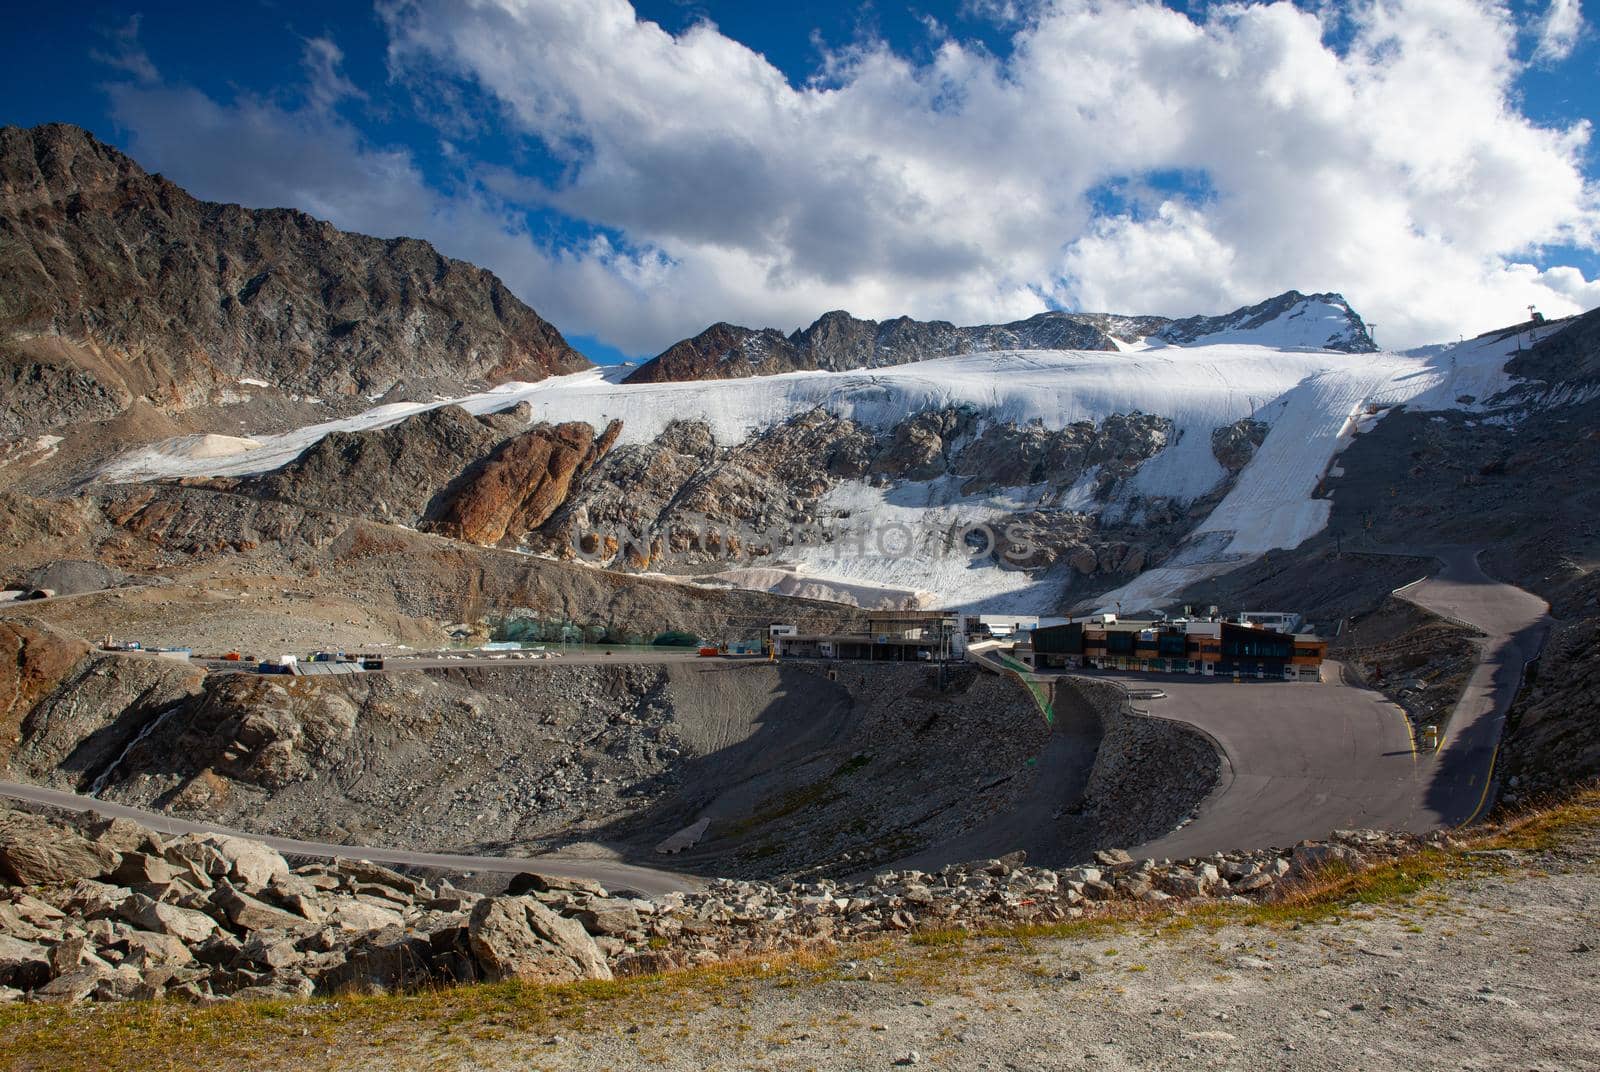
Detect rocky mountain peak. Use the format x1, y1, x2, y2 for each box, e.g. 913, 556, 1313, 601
624, 290, 1376, 385
1152, 289, 1375, 351
0, 122, 590, 437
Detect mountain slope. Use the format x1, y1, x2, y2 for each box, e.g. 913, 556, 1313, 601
0, 123, 589, 437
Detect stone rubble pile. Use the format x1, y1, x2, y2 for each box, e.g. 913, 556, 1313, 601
0, 804, 1428, 1005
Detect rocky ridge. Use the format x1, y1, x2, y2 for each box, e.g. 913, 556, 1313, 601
0, 123, 588, 437
623, 291, 1375, 384
0, 801, 1433, 1005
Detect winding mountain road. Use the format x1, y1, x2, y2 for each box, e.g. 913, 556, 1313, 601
1389, 546, 1551, 823
0, 780, 702, 896
1129, 546, 1548, 859
971, 548, 1549, 862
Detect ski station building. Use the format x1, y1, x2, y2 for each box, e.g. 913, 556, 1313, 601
1027, 613, 1326, 681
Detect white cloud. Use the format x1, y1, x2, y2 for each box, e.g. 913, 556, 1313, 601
100, 2, 1600, 354
301, 37, 367, 112
1533, 0, 1584, 64
373, 0, 1599, 350
91, 15, 159, 84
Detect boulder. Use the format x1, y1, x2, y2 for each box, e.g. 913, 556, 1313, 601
506, 872, 609, 898
0, 933, 51, 989
0, 902, 51, 941
426, 925, 479, 985
314, 927, 434, 995
208, 836, 290, 889
1157, 871, 1206, 898
55, 879, 132, 920
8, 893, 65, 927
90, 964, 148, 1002
326, 901, 404, 933
162, 836, 228, 886
235, 934, 303, 972
468, 896, 612, 984
0, 811, 120, 886
230, 973, 314, 1001
334, 859, 428, 899
85, 817, 165, 856
214, 887, 309, 933
47, 935, 105, 976
119, 893, 219, 944
573, 901, 643, 938
111, 852, 177, 887
272, 890, 331, 924
118, 929, 194, 969
31, 964, 112, 1004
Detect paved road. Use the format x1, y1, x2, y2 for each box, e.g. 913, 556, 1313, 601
968, 550, 1549, 860
1389, 546, 1550, 824
1122, 663, 1428, 860
0, 780, 702, 897
198, 651, 753, 675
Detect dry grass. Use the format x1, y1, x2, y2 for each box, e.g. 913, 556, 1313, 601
3, 785, 1597, 1072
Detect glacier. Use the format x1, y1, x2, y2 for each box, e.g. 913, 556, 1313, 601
96, 326, 1527, 613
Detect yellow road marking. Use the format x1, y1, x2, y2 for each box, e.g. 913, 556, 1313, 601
1460, 739, 1501, 828
1399, 713, 1419, 763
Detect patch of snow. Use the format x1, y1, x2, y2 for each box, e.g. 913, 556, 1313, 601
239, 377, 271, 388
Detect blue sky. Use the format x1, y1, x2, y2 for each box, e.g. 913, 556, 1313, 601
3, 1, 1597, 360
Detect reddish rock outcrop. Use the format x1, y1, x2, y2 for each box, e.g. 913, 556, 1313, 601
428, 420, 621, 546
0, 620, 91, 767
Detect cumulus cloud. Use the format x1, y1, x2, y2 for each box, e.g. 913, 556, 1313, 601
99, 1, 1600, 354
1533, 0, 1584, 64
374, 0, 1598, 349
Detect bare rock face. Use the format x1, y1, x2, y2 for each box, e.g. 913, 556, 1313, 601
124, 674, 359, 794
0, 618, 205, 787
0, 619, 91, 768
535, 405, 1180, 586
426, 419, 621, 546
626, 322, 801, 383
1211, 418, 1270, 473
1505, 305, 1600, 385
237, 404, 534, 526
467, 896, 612, 984
0, 123, 589, 436
0, 934, 52, 990
870, 409, 977, 482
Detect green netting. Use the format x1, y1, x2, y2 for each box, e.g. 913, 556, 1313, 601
997, 653, 1055, 727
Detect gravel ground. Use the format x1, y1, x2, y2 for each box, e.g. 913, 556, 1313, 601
454, 829, 1597, 1071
